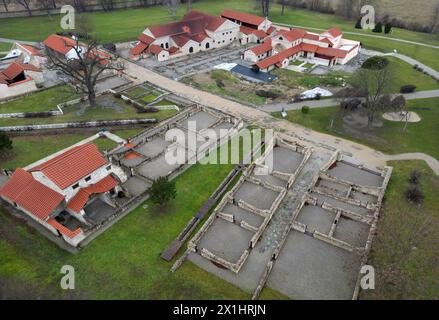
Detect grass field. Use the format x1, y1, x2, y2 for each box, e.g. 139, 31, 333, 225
0, 90, 177, 127
0, 0, 438, 68
361, 160, 439, 299
0, 42, 11, 52
273, 97, 439, 160
0, 86, 78, 114
0, 129, 286, 299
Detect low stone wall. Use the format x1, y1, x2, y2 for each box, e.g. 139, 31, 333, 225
0, 118, 157, 132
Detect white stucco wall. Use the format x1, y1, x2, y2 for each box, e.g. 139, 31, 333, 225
0, 80, 38, 99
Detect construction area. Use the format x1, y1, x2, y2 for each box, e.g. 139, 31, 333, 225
173, 133, 392, 300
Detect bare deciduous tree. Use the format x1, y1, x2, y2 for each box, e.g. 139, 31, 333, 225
163, 0, 180, 18
14, 0, 32, 16
430, 3, 439, 33
46, 36, 122, 107
281, 0, 286, 16
99, 0, 115, 12
351, 64, 392, 128
261, 0, 270, 17
2, 0, 11, 12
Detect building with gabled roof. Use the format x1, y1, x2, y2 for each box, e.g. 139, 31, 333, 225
0, 61, 43, 99
0, 141, 127, 247
130, 10, 240, 61
248, 26, 360, 71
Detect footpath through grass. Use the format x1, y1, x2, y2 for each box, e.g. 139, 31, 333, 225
273, 97, 439, 160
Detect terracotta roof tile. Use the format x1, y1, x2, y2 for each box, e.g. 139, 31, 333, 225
43, 34, 78, 55
47, 218, 82, 238
276, 28, 307, 42
1, 62, 24, 80
249, 39, 272, 55
316, 46, 347, 58
31, 143, 108, 190
148, 44, 166, 55
138, 33, 155, 44
325, 27, 343, 38
252, 29, 268, 39
0, 168, 65, 220
131, 42, 149, 56
66, 175, 118, 213
221, 9, 265, 26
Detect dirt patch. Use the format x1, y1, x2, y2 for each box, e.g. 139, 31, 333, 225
383, 111, 421, 123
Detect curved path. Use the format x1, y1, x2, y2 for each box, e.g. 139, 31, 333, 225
383, 153, 439, 174
260, 89, 439, 112
122, 58, 439, 175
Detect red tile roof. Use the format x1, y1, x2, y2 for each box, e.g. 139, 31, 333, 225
67, 175, 117, 213
147, 11, 224, 40
149, 44, 166, 55
266, 26, 277, 35
320, 37, 334, 45
221, 9, 265, 26
183, 10, 226, 31
191, 33, 208, 43
20, 44, 44, 56
31, 143, 108, 190
325, 27, 343, 38
303, 32, 320, 41
138, 33, 155, 44
316, 46, 347, 58
0, 168, 65, 220
172, 34, 191, 47
47, 218, 82, 238
252, 29, 268, 39
276, 28, 307, 42
0, 62, 40, 85
249, 39, 272, 55
131, 42, 149, 56
239, 26, 256, 35
1, 62, 24, 80
300, 43, 319, 53
43, 34, 78, 55
256, 44, 301, 69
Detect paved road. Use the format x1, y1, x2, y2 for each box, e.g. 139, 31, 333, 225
0, 37, 39, 46
121, 58, 439, 174
260, 89, 439, 112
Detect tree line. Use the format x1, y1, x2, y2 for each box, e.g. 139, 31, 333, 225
275, 0, 439, 34
1, 0, 165, 16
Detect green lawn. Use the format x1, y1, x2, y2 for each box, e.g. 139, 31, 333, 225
0, 42, 11, 52
387, 57, 439, 92
272, 68, 349, 89
0, 93, 177, 127
361, 160, 439, 299
0, 128, 286, 299
1, 0, 438, 68
273, 97, 439, 160
0, 86, 78, 114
